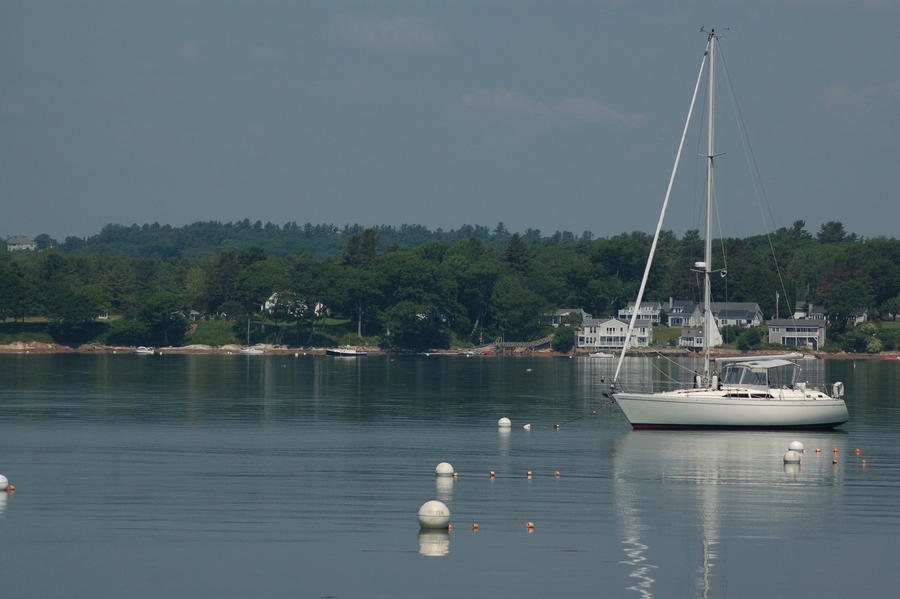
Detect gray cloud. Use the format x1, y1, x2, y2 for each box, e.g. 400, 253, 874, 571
823, 80, 900, 114
331, 14, 449, 54
177, 41, 201, 63
556, 97, 647, 126
461, 88, 551, 117
461, 89, 644, 126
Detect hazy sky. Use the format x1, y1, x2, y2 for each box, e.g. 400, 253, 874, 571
2, 1, 898, 242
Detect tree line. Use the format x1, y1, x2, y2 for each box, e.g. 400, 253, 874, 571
29, 220, 580, 260
1, 220, 898, 351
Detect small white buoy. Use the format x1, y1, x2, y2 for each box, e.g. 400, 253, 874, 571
783, 450, 801, 464
435, 462, 455, 477
0, 474, 8, 491
498, 417, 511, 428
523, 423, 531, 431
418, 500, 451, 529
788, 440, 804, 452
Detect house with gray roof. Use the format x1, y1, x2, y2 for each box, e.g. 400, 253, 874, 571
767, 319, 826, 350
793, 301, 827, 321
575, 317, 652, 350
710, 302, 763, 328
666, 300, 701, 328
544, 308, 591, 328
618, 301, 662, 324
6, 236, 36, 252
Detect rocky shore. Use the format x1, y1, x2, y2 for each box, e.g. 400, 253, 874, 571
0, 340, 897, 360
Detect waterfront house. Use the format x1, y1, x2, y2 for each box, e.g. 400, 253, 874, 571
575, 317, 652, 350
679, 327, 704, 349
767, 319, 827, 350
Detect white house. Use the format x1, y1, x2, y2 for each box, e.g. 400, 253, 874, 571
679, 327, 704, 349
575, 317, 652, 350
6, 236, 36, 252
618, 301, 662, 324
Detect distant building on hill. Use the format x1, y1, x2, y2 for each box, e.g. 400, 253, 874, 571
6, 236, 36, 252
543, 308, 590, 327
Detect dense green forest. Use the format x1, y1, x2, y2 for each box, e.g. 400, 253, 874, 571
2, 220, 899, 352
30, 220, 564, 260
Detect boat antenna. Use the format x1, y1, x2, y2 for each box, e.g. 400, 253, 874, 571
611, 35, 711, 388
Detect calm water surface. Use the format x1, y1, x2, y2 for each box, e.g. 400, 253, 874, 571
0, 354, 898, 598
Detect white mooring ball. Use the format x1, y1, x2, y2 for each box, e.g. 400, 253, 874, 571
418, 500, 451, 529
783, 450, 801, 464
435, 462, 455, 477
788, 440, 804, 452
0, 474, 8, 491
498, 417, 511, 428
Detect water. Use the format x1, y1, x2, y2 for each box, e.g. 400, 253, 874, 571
0, 354, 898, 598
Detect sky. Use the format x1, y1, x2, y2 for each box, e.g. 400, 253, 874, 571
2, 1, 898, 242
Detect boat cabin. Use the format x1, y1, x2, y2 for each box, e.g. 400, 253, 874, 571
720, 359, 798, 389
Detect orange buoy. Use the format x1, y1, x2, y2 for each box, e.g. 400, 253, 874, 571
861, 460, 867, 466
555, 471, 561, 478
472, 523, 479, 531
855, 448, 861, 455
526, 471, 533, 479
833, 448, 839, 454
815, 448, 821, 453
526, 521, 535, 530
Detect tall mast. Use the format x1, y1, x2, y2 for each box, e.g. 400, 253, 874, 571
611, 32, 710, 387
702, 30, 717, 384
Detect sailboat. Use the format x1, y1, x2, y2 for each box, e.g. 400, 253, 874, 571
609, 30, 848, 429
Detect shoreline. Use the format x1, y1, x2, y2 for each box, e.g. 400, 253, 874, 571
0, 341, 896, 360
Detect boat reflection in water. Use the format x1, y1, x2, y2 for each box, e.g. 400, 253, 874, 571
613, 430, 847, 598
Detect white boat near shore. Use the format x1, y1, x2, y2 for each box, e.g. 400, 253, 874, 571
326, 346, 367, 357
132, 346, 155, 355
239, 346, 265, 355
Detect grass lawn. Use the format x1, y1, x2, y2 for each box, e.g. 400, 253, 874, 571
652, 325, 682, 347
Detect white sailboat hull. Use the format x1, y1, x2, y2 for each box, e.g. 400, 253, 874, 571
326, 347, 367, 357
613, 389, 848, 429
